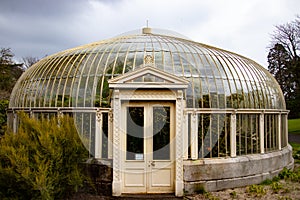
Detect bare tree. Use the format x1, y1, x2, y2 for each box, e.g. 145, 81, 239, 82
268, 16, 300, 118
22, 56, 39, 69
270, 16, 300, 59
0, 48, 14, 65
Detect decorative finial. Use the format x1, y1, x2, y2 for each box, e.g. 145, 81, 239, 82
144, 55, 154, 66
142, 19, 151, 34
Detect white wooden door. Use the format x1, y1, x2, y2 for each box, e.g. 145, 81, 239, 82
121, 102, 175, 194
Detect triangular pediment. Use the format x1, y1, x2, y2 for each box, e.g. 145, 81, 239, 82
108, 66, 189, 89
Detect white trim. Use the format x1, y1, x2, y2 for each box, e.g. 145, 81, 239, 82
95, 111, 102, 159
109, 67, 188, 197
175, 90, 184, 197
260, 113, 265, 154
190, 112, 198, 160
278, 114, 281, 150
230, 113, 236, 157
108, 66, 189, 89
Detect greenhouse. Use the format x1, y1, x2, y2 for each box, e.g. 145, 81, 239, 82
8, 27, 293, 196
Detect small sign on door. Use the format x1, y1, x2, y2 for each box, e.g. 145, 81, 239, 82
135, 153, 144, 160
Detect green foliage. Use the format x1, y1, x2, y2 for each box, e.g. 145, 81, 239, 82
195, 185, 207, 194
290, 142, 300, 162
261, 178, 273, 185
0, 99, 8, 135
278, 167, 300, 182
229, 191, 237, 199
246, 184, 266, 197
0, 113, 89, 199
0, 47, 24, 101
271, 182, 283, 193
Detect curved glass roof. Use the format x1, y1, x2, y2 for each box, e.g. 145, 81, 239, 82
9, 28, 285, 109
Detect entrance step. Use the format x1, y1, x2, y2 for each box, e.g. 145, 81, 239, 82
117, 194, 183, 199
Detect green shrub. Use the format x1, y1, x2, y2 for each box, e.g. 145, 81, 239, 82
0, 113, 89, 199
261, 178, 273, 185
229, 191, 237, 199
0, 99, 8, 136
279, 168, 298, 181
271, 182, 283, 193
246, 184, 266, 197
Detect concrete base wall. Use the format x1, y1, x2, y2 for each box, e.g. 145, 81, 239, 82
183, 145, 294, 193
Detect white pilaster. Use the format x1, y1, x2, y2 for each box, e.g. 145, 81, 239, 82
190, 112, 198, 160
278, 114, 281, 150
183, 111, 189, 160
230, 112, 236, 157
175, 90, 184, 197
112, 90, 122, 196
95, 110, 102, 159
260, 113, 265, 154
108, 110, 113, 159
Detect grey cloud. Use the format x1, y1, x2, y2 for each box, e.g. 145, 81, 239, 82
0, 0, 299, 66
0, 0, 89, 18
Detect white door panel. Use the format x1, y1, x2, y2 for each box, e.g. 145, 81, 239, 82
121, 102, 175, 194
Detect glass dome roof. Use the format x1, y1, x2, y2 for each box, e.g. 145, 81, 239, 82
9, 28, 285, 109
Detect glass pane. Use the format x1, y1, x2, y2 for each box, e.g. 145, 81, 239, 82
126, 107, 144, 160
153, 106, 170, 160
102, 113, 108, 158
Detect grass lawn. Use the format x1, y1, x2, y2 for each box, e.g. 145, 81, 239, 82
288, 118, 300, 134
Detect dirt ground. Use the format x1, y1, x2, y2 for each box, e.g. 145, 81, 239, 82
186, 179, 300, 200
71, 173, 300, 200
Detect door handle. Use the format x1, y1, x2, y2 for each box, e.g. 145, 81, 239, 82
148, 161, 155, 167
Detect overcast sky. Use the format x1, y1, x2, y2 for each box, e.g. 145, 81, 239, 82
0, 0, 299, 67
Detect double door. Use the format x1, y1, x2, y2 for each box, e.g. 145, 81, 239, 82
121, 101, 175, 194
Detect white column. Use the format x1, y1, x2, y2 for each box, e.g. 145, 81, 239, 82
183, 111, 189, 160
108, 110, 113, 159
13, 112, 18, 133
259, 113, 265, 154
112, 90, 122, 196
175, 90, 184, 197
285, 114, 289, 144
230, 112, 236, 157
95, 111, 102, 159
190, 112, 198, 160
278, 114, 281, 150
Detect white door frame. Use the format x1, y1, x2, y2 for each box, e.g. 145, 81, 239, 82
108, 66, 188, 196
121, 101, 175, 194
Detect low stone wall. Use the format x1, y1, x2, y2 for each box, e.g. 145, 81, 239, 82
81, 159, 113, 196
183, 145, 294, 193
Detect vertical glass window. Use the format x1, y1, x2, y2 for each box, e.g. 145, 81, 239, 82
198, 113, 231, 158
264, 114, 278, 152
153, 106, 170, 160
102, 112, 109, 158
281, 115, 288, 148
236, 114, 260, 155
126, 107, 144, 160
198, 113, 211, 158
